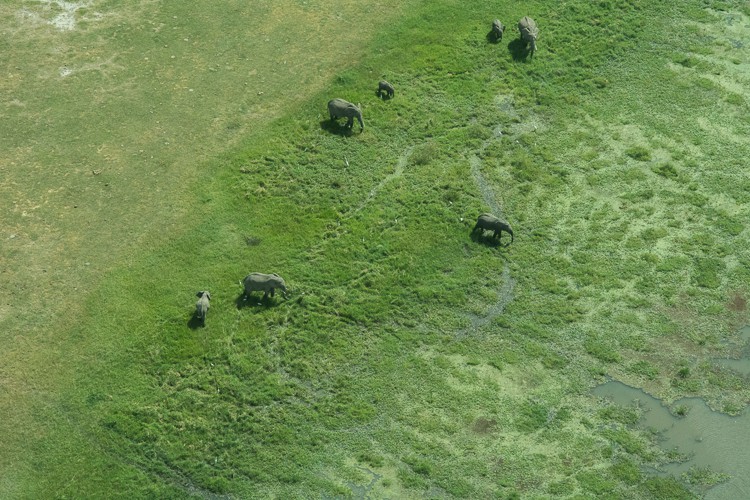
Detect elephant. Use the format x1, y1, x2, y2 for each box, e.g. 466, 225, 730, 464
195, 291, 210, 325
377, 80, 395, 99
518, 16, 538, 57
328, 98, 364, 131
489, 19, 504, 42
472, 213, 514, 244
241, 272, 288, 301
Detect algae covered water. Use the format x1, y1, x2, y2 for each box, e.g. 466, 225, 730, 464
593, 381, 750, 499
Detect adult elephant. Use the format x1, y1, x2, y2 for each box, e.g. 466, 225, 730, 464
472, 213, 514, 244
328, 98, 364, 131
518, 16, 539, 57
241, 272, 288, 301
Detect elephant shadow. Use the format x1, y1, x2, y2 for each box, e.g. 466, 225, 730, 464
375, 89, 393, 100
187, 313, 205, 330
320, 119, 355, 137
470, 230, 512, 249
486, 30, 502, 44
235, 292, 280, 309
508, 38, 532, 61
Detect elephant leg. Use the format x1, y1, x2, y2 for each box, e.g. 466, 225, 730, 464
270, 288, 275, 297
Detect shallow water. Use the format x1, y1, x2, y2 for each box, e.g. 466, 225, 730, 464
593, 381, 750, 499
595, 325, 750, 497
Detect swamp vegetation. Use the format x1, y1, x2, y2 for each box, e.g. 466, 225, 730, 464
1, 0, 749, 498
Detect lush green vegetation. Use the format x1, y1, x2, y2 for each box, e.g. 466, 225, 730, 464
2, 0, 749, 497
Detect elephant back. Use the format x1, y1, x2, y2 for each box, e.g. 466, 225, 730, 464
518, 16, 538, 40
244, 272, 285, 287
328, 98, 357, 113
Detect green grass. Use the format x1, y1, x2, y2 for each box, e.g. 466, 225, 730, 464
2, 0, 750, 498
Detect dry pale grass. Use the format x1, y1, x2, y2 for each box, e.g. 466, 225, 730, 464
0, 0, 409, 488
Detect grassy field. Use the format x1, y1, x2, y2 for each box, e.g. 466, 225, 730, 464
2, 0, 749, 497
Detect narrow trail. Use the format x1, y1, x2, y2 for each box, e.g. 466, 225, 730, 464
461, 122, 516, 337
300, 118, 516, 339
301, 145, 413, 265
350, 146, 412, 217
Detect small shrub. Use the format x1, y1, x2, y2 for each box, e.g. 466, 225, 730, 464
611, 458, 641, 483
682, 466, 730, 486
693, 258, 724, 288
357, 451, 384, 468
628, 360, 658, 380
598, 405, 640, 425
547, 479, 575, 495
652, 162, 679, 179
725, 92, 745, 106
625, 146, 651, 161
516, 401, 549, 433
673, 404, 689, 417
585, 336, 621, 363
410, 142, 439, 165
576, 470, 616, 495
642, 476, 692, 499
602, 428, 647, 456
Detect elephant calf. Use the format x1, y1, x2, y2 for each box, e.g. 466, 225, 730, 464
328, 98, 364, 131
195, 291, 211, 324
472, 213, 514, 244
241, 272, 288, 301
377, 80, 395, 99
490, 19, 504, 42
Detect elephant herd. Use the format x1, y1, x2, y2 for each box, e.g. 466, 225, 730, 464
194, 15, 532, 325
194, 212, 511, 325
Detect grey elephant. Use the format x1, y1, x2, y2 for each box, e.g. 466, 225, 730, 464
241, 272, 288, 301
328, 98, 364, 131
472, 213, 514, 244
518, 16, 538, 57
377, 80, 395, 99
195, 291, 210, 325
489, 19, 504, 42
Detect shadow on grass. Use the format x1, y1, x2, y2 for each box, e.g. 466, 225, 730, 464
470, 230, 513, 250
320, 119, 357, 137
187, 314, 205, 330
234, 293, 282, 309
375, 89, 393, 100
486, 30, 503, 44
508, 38, 533, 61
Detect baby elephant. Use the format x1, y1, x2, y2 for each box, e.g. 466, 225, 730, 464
489, 19, 504, 42
195, 291, 211, 325
472, 213, 514, 244
241, 272, 288, 302
377, 80, 395, 99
